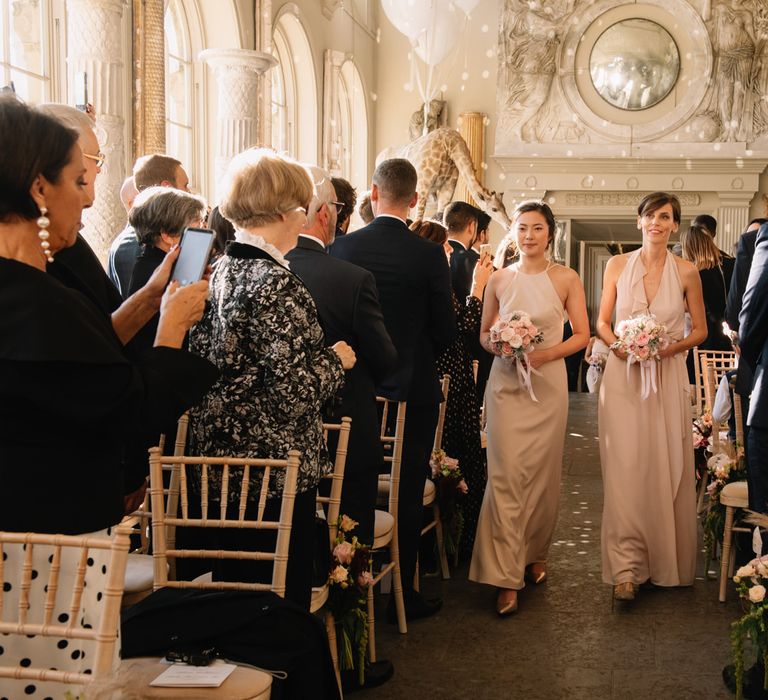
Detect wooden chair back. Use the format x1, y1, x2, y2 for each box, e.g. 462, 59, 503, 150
0, 526, 131, 686
432, 375, 451, 452
703, 359, 722, 453
148, 447, 301, 597
694, 348, 736, 412
734, 390, 745, 448
377, 397, 407, 524
318, 417, 352, 545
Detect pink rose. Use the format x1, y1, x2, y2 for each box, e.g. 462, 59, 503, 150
749, 585, 766, 603
637, 347, 650, 361
501, 342, 512, 354
528, 325, 538, 336
443, 455, 459, 471
635, 332, 649, 346
330, 565, 349, 585
333, 541, 355, 564
339, 515, 358, 533
357, 570, 373, 587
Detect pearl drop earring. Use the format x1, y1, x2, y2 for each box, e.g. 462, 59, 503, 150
37, 206, 54, 263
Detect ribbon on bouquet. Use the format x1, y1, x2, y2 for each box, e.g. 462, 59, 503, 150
626, 355, 658, 400
515, 355, 543, 402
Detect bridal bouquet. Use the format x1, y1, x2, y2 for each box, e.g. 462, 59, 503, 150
327, 515, 372, 684
610, 313, 669, 399
489, 311, 545, 401
429, 448, 468, 556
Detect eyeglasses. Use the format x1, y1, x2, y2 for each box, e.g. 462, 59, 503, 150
330, 201, 345, 214
82, 151, 106, 168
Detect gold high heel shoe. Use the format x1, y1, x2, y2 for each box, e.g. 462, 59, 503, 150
613, 582, 638, 601
496, 589, 518, 616
525, 563, 547, 585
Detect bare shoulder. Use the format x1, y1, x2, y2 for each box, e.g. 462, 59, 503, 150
672, 254, 698, 278
605, 252, 630, 275
548, 262, 581, 284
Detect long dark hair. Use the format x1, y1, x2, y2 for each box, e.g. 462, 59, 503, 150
0, 95, 78, 222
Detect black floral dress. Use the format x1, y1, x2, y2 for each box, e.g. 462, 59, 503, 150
189, 240, 345, 498
437, 293, 487, 560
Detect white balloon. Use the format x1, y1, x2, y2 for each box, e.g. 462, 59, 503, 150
381, 0, 437, 41
413, 8, 462, 66
452, 0, 480, 14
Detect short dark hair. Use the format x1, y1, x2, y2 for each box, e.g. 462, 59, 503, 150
0, 95, 78, 223
208, 205, 235, 256
128, 186, 207, 246
512, 200, 557, 247
477, 211, 491, 234
331, 177, 356, 224
691, 213, 717, 237
372, 158, 417, 205
133, 154, 183, 191
443, 201, 480, 234
410, 218, 447, 245
748, 218, 768, 229
638, 192, 681, 225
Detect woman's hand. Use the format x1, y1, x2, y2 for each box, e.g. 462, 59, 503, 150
332, 341, 357, 370
525, 348, 550, 370
658, 343, 682, 360
141, 245, 181, 310
611, 346, 628, 361
155, 280, 209, 348
471, 253, 494, 298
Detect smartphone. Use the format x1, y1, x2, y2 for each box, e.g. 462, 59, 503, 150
479, 243, 492, 256
170, 228, 215, 286
74, 72, 88, 111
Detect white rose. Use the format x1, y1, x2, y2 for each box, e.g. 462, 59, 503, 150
509, 334, 523, 348
736, 564, 756, 580
749, 585, 766, 603
500, 328, 514, 342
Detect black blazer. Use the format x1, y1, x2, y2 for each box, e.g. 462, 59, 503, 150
448, 239, 478, 299
329, 216, 456, 405
739, 226, 768, 428
727, 225, 762, 331
286, 236, 397, 470
0, 258, 219, 534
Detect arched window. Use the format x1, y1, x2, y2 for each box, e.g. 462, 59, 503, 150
338, 59, 368, 186
165, 0, 195, 183
0, 0, 55, 102
271, 9, 317, 163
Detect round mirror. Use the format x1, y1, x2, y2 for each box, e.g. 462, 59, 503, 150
589, 18, 680, 111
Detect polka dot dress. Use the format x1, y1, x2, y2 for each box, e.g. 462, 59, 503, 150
436, 294, 487, 560
0, 527, 117, 699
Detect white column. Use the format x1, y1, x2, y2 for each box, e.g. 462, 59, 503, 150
66, 0, 129, 263
322, 49, 345, 176
717, 194, 752, 255
255, 0, 273, 148
201, 48, 277, 198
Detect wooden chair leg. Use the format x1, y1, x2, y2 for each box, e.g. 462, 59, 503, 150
719, 505, 735, 603
324, 610, 343, 698
391, 558, 407, 635
413, 557, 420, 592
432, 502, 450, 580
367, 583, 377, 663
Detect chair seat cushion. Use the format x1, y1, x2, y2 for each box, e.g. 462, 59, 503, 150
373, 509, 394, 548
119, 658, 271, 699
124, 553, 154, 593
310, 584, 329, 613
378, 476, 435, 505
721, 480, 749, 507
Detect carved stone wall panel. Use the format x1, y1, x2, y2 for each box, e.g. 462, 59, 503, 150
67, 0, 128, 263
564, 192, 702, 208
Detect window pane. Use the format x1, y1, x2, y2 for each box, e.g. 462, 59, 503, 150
166, 124, 192, 178
164, 0, 188, 58
10, 69, 43, 103
9, 1, 43, 77
167, 56, 189, 126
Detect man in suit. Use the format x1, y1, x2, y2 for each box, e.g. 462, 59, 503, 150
286, 167, 396, 548
330, 159, 456, 621
739, 224, 768, 514
444, 201, 481, 299
287, 166, 397, 692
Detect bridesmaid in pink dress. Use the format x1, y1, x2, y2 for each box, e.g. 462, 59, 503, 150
597, 192, 707, 601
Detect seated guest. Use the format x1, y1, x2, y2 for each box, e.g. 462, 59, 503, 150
411, 219, 491, 560
108, 154, 191, 297
0, 95, 218, 698
120, 175, 138, 213
126, 186, 207, 352
331, 176, 356, 237
444, 201, 481, 299
208, 204, 236, 260
188, 148, 356, 610
358, 190, 374, 225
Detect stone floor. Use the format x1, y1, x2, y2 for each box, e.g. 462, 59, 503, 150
364, 393, 744, 700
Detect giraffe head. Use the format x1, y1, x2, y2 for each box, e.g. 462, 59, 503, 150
475, 190, 512, 230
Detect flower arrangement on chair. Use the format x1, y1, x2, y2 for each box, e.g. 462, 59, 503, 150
429, 448, 468, 557
703, 450, 747, 566
327, 515, 372, 685
729, 552, 768, 699
693, 411, 714, 483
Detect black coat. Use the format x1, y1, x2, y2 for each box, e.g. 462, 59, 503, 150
126, 244, 167, 354
0, 258, 218, 534
739, 225, 768, 429
329, 216, 456, 405
448, 239, 478, 299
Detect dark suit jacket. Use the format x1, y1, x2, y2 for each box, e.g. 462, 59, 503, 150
727, 225, 762, 330
448, 239, 478, 299
739, 226, 768, 428
108, 225, 141, 299
286, 236, 397, 490
329, 216, 456, 405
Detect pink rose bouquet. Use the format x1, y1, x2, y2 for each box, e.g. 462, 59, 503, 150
430, 449, 468, 556
489, 311, 545, 400
610, 313, 669, 399
327, 515, 371, 683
